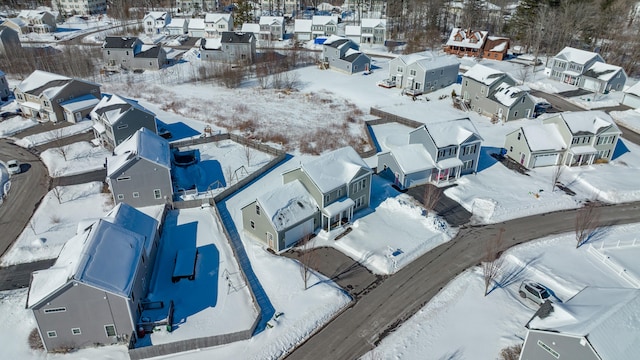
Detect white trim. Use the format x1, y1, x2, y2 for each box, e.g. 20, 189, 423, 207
46, 330, 57, 338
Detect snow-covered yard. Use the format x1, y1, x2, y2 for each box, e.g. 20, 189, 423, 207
14, 121, 93, 148
40, 141, 110, 177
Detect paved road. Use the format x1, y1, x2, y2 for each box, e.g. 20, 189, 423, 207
51, 168, 106, 187
530, 90, 586, 113
286, 201, 640, 360
0, 259, 56, 290
406, 184, 472, 227
0, 139, 49, 258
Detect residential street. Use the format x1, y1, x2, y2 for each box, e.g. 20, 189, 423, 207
286, 201, 640, 360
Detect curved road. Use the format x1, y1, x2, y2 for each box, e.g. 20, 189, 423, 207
286, 201, 640, 360
0, 139, 49, 257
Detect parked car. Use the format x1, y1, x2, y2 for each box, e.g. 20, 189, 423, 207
519, 281, 551, 305
6, 159, 20, 175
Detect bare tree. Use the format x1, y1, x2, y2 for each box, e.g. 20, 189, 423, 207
499, 343, 523, 360
244, 145, 254, 167
575, 201, 600, 248
51, 186, 64, 204
482, 228, 505, 296
298, 234, 318, 290
48, 127, 69, 161
551, 165, 564, 192
423, 184, 441, 213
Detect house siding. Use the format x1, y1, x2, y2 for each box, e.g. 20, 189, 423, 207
110, 110, 157, 147
109, 158, 172, 207
520, 330, 600, 360
505, 129, 533, 167
0, 27, 20, 54
348, 170, 372, 210
283, 168, 324, 208
43, 81, 101, 123
241, 200, 278, 249
33, 283, 134, 352
377, 152, 405, 187
409, 63, 459, 93
458, 140, 481, 174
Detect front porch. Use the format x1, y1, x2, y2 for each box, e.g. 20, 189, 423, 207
565, 146, 597, 166
432, 157, 463, 184
321, 197, 355, 232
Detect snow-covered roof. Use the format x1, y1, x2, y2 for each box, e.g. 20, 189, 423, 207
27, 203, 157, 308
446, 28, 487, 49
4, 17, 28, 27
167, 18, 188, 28
18, 9, 51, 20
107, 127, 171, 176
201, 37, 221, 50
388, 144, 435, 174
59, 94, 100, 112
102, 202, 159, 257
551, 111, 620, 135
361, 18, 385, 28
520, 123, 566, 152
257, 180, 318, 232
145, 11, 167, 21
205, 13, 231, 23
583, 62, 624, 81
322, 34, 346, 46
91, 94, 153, 125
492, 82, 530, 107
241, 23, 260, 33
300, 146, 372, 194
312, 15, 338, 25
528, 287, 640, 360
259, 16, 284, 25
16, 70, 70, 94
625, 81, 640, 96
413, 118, 482, 148
294, 19, 312, 32
485, 36, 509, 52
413, 54, 459, 71
189, 18, 205, 29
463, 64, 508, 86
345, 25, 360, 36
555, 46, 600, 65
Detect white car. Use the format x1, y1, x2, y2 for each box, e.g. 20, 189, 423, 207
7, 160, 20, 175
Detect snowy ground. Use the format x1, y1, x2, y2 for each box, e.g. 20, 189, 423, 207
363, 223, 640, 360
40, 141, 111, 177
14, 120, 93, 148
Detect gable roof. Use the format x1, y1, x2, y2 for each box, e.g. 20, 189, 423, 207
412, 53, 460, 71
107, 127, 170, 177
18, 9, 53, 20
312, 15, 338, 25
491, 82, 531, 107
0, 24, 20, 36
15, 70, 70, 94
583, 62, 625, 81
294, 19, 312, 32
555, 46, 602, 65
519, 123, 566, 152
221, 31, 254, 43
257, 180, 318, 232
27, 203, 158, 308
360, 18, 385, 28
136, 44, 163, 58
103, 36, 139, 49
241, 23, 260, 33
323, 35, 351, 48
145, 11, 168, 21
624, 81, 640, 96
463, 63, 511, 86
343, 49, 366, 63
91, 94, 154, 125
412, 118, 482, 148
201, 37, 221, 50
527, 287, 640, 360
446, 27, 487, 49
549, 111, 620, 135
300, 146, 372, 193
484, 36, 509, 52
205, 13, 231, 23
259, 16, 284, 26
188, 18, 205, 29
387, 143, 435, 174
167, 18, 188, 28
345, 25, 360, 36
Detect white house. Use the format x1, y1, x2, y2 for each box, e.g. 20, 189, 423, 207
259, 16, 285, 41
622, 82, 640, 108
294, 19, 312, 42
204, 13, 233, 38
359, 18, 386, 45
311, 15, 339, 39
144, 11, 171, 35
166, 18, 188, 35
188, 18, 206, 38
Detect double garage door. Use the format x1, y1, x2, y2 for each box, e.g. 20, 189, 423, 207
533, 153, 559, 167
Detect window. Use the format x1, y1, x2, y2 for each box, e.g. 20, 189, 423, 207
324, 194, 330, 203
250, 220, 255, 229
117, 176, 130, 181
572, 137, 579, 144
72, 328, 81, 335
517, 133, 521, 140
133, 192, 139, 198
117, 124, 128, 129
462, 160, 474, 170
409, 69, 416, 76
47, 331, 57, 338
105, 325, 116, 337
117, 194, 124, 200
509, 146, 513, 152
44, 307, 67, 314
397, 66, 403, 73
153, 189, 161, 199
256, 205, 260, 215
355, 195, 364, 208
107, 50, 110, 55
537, 340, 560, 359
126, 51, 129, 56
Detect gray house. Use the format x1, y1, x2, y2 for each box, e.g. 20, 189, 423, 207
520, 287, 640, 360
14, 70, 102, 123
311, 15, 338, 39
107, 128, 172, 207
0, 25, 20, 55
0, 70, 10, 101
200, 32, 256, 64
580, 62, 626, 93
505, 111, 620, 168
204, 13, 233, 38
548, 46, 625, 94
378, 118, 483, 188
359, 18, 386, 45
27, 203, 161, 352
462, 64, 535, 121
387, 52, 459, 95
258, 16, 284, 41
102, 36, 167, 72
90, 94, 158, 149
322, 35, 371, 74
242, 146, 373, 252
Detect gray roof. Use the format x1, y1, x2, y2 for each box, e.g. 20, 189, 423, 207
343, 51, 364, 63
326, 38, 350, 48
136, 44, 162, 58
221, 31, 254, 44
103, 36, 139, 49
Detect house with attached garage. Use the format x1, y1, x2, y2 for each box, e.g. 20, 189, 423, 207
107, 128, 172, 207
200, 31, 256, 64
311, 15, 339, 39
102, 36, 167, 71
621, 81, 640, 108
166, 18, 188, 35
14, 70, 102, 123
242, 146, 373, 252
26, 202, 162, 352
504, 110, 621, 168
188, 18, 206, 37
294, 19, 312, 42
90, 93, 158, 149
378, 118, 482, 189
461, 63, 535, 121
204, 13, 233, 37
0, 25, 21, 54
519, 287, 640, 360
321, 35, 371, 74
143, 11, 171, 35
444, 28, 488, 58
259, 16, 285, 41
386, 52, 459, 95
548, 46, 626, 94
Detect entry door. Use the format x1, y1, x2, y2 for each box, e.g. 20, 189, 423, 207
266, 232, 274, 249
74, 112, 82, 122
520, 153, 525, 165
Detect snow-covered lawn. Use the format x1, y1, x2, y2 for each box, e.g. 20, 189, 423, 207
315, 177, 456, 275
611, 108, 640, 134
364, 223, 640, 360
1, 182, 112, 266
40, 141, 110, 177
0, 116, 39, 137
14, 121, 93, 148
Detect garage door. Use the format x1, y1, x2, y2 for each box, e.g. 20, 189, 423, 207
298, 33, 311, 41
582, 78, 600, 92
284, 218, 314, 248
533, 154, 559, 167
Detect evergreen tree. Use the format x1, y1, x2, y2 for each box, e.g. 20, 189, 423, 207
234, 0, 254, 28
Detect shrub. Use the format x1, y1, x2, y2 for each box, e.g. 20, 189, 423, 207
28, 328, 44, 351
499, 343, 523, 360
